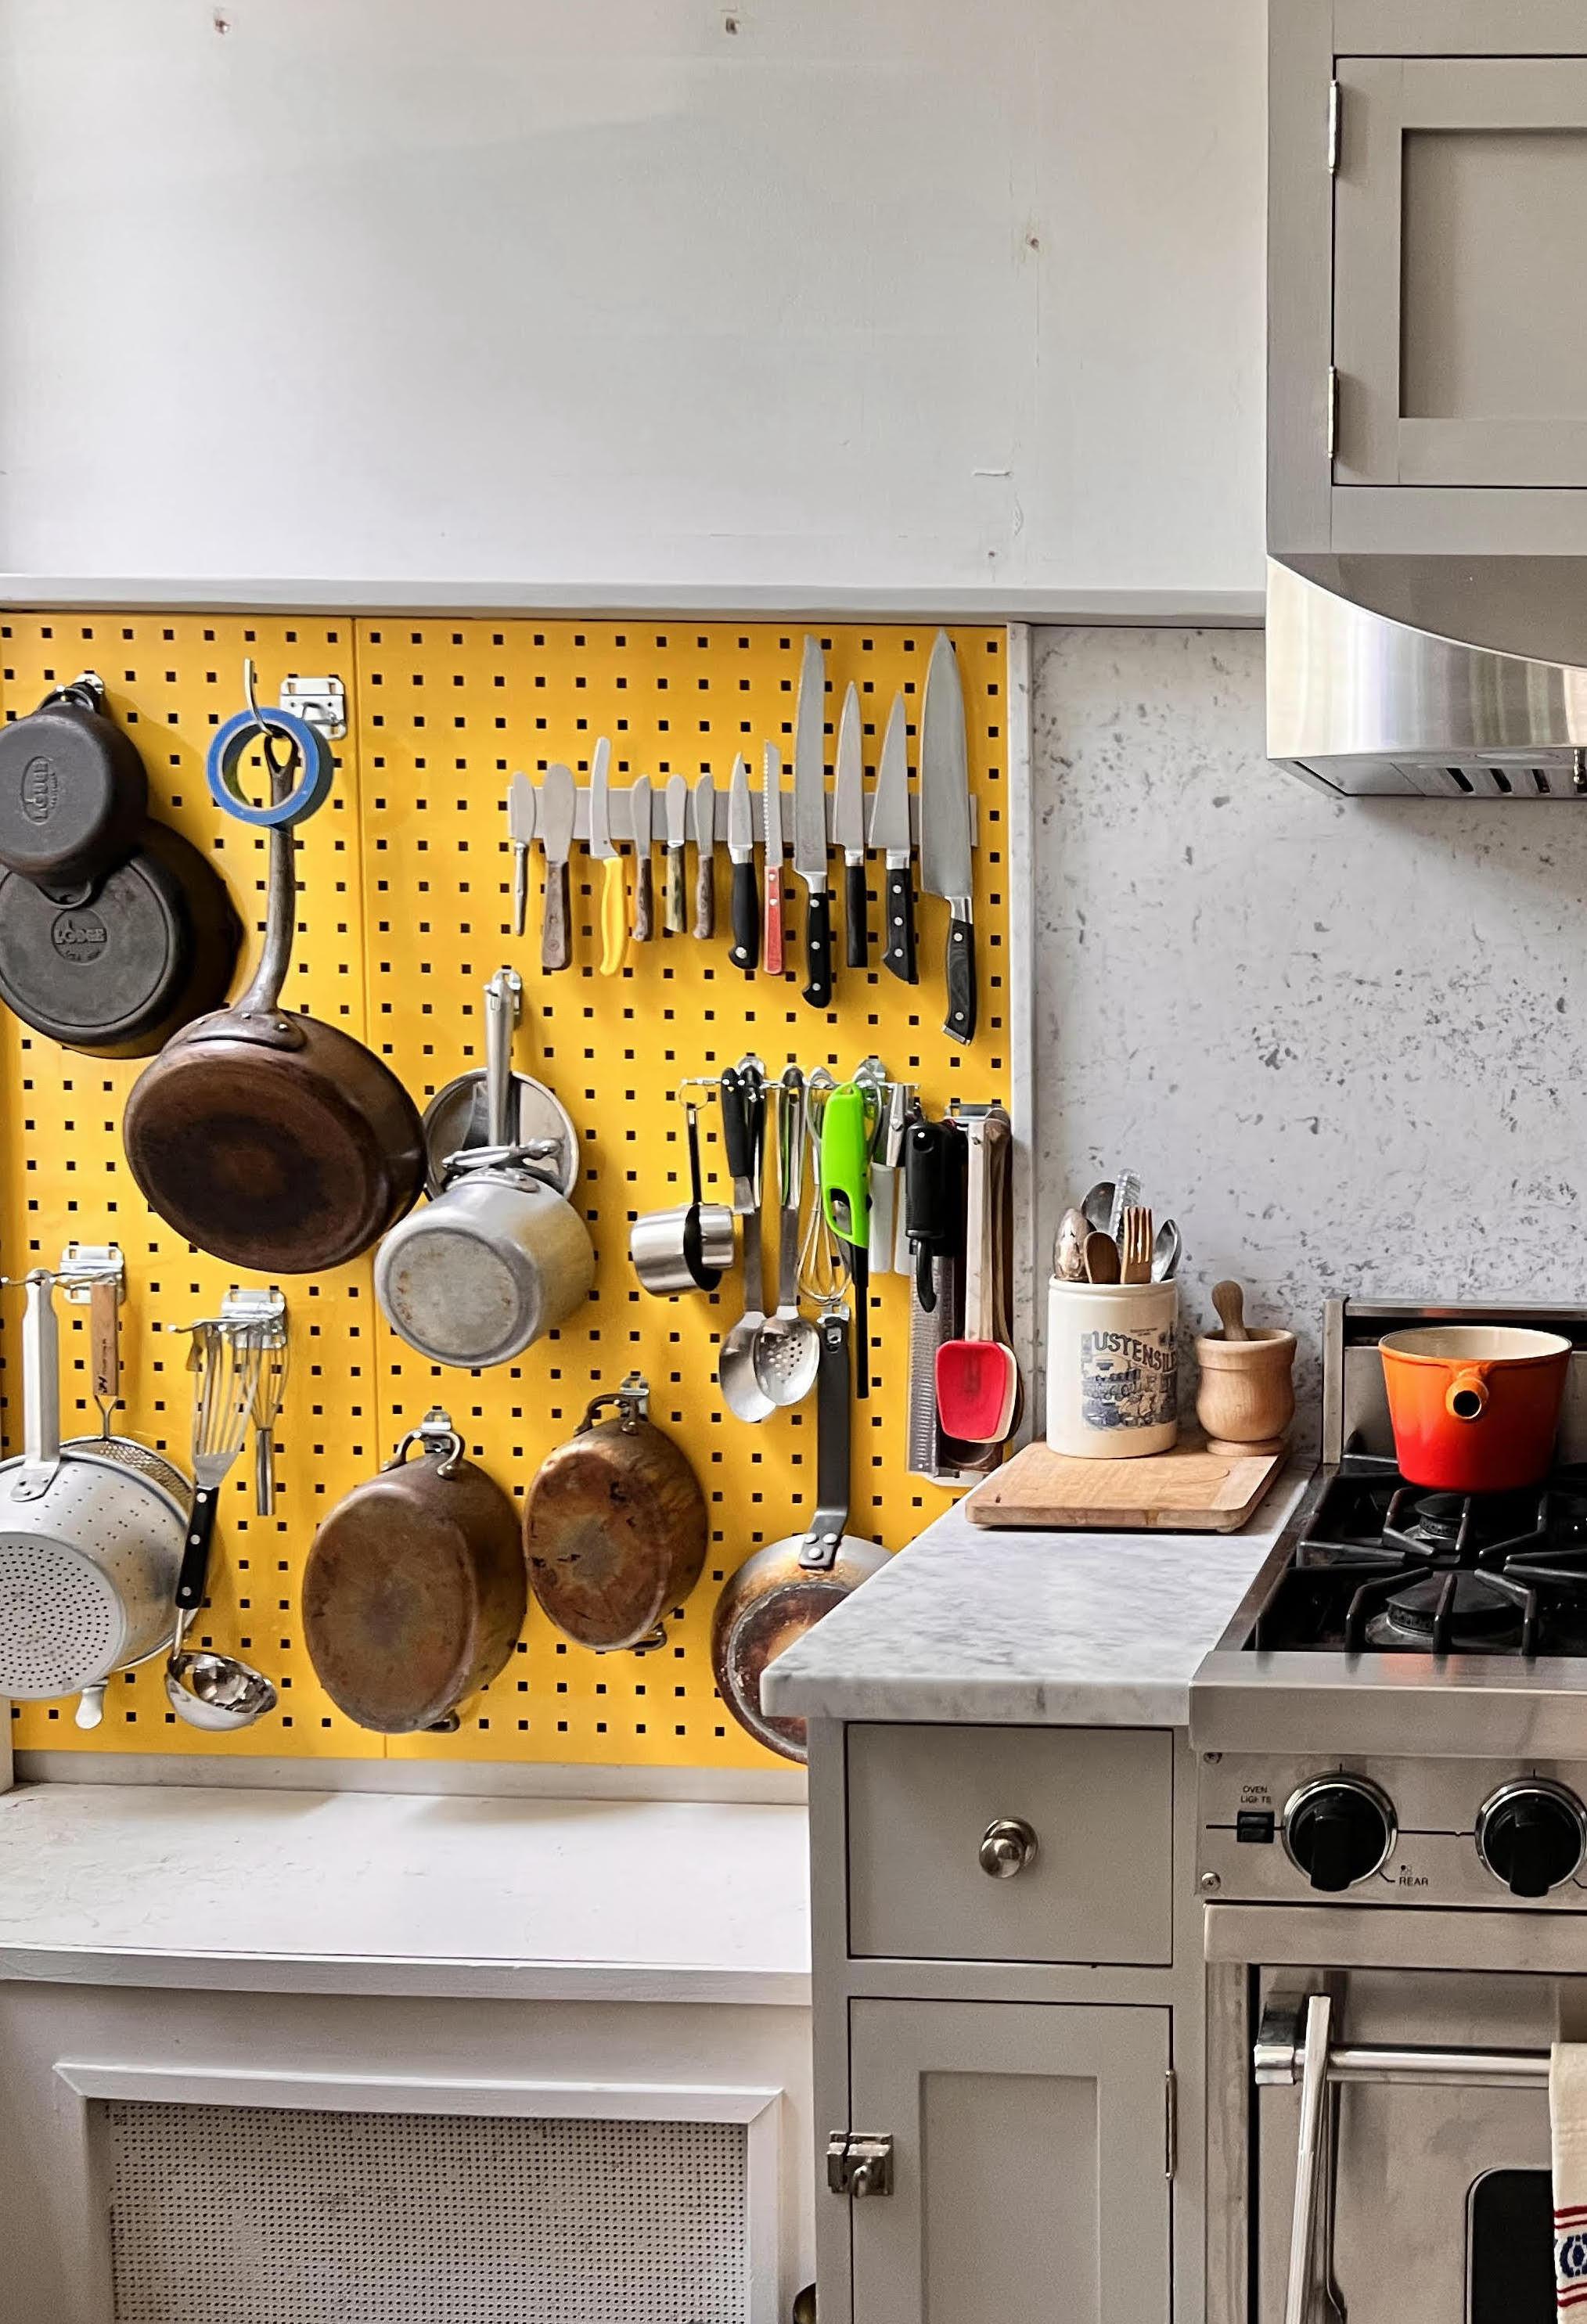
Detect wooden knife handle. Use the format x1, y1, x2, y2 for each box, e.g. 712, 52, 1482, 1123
634, 851, 655, 943
883, 862, 918, 984
844, 858, 869, 970
664, 844, 686, 936
763, 862, 785, 977
89, 1277, 119, 1422
693, 851, 715, 941
803, 887, 833, 1010
542, 859, 571, 973
729, 857, 760, 975
944, 907, 977, 1044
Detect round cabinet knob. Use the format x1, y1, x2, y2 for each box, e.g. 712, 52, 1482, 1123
979, 1817, 1038, 1879
1477, 1781, 1587, 1898
1283, 1776, 1395, 1893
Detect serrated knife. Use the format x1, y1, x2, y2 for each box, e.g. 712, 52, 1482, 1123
691, 773, 716, 939
631, 774, 654, 942
868, 692, 917, 984
919, 630, 975, 1041
833, 682, 868, 970
663, 774, 689, 935
538, 761, 576, 973
761, 742, 785, 978
726, 753, 759, 976
588, 737, 627, 977
793, 634, 833, 1009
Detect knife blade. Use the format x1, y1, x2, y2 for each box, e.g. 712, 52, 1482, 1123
631, 775, 654, 943
793, 634, 833, 1009
868, 693, 917, 985
761, 741, 785, 978
538, 762, 576, 973
833, 682, 868, 971
919, 631, 975, 1041
508, 772, 535, 939
588, 738, 627, 977
691, 774, 716, 940
663, 774, 689, 936
725, 754, 759, 975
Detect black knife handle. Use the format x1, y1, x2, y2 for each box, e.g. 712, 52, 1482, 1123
803, 887, 833, 1009
729, 857, 760, 974
844, 859, 869, 970
175, 1485, 221, 1611
883, 862, 917, 984
944, 909, 977, 1044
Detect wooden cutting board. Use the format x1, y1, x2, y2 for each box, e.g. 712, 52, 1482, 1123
963, 1434, 1285, 1533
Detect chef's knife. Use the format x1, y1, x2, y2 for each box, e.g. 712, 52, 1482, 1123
761, 742, 785, 978
833, 682, 868, 970
631, 775, 655, 943
588, 738, 627, 977
726, 754, 759, 976
869, 693, 917, 985
663, 774, 689, 936
508, 772, 535, 939
919, 631, 975, 1041
538, 761, 576, 973
793, 635, 833, 1009
692, 774, 716, 940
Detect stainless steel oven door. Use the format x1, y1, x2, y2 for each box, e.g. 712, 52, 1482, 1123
1249, 1966, 1564, 2324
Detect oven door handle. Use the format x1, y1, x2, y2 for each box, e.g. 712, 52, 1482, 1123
1255, 2000, 1551, 2090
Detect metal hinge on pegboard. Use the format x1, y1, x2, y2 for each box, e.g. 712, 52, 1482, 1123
279, 675, 347, 741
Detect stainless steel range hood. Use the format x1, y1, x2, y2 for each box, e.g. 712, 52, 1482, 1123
1268, 555, 1587, 798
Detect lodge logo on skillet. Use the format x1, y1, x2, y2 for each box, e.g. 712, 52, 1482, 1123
50, 908, 108, 964
20, 754, 56, 826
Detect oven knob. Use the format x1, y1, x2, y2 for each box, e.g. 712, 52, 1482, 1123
1476, 1782, 1587, 1898
1283, 1776, 1396, 1892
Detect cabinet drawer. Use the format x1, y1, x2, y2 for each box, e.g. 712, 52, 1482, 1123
846, 1724, 1173, 1965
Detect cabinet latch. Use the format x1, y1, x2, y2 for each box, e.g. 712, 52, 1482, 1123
826, 2131, 894, 2198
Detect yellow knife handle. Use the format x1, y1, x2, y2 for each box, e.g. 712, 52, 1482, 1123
599, 854, 628, 976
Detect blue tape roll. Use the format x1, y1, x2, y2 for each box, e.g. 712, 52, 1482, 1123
206, 707, 333, 829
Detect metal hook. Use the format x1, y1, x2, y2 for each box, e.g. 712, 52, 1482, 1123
243, 657, 262, 725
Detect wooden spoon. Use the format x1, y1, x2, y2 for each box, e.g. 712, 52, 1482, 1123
1212, 1279, 1251, 1342
1084, 1230, 1121, 1285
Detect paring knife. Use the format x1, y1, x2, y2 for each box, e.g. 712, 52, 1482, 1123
631, 775, 655, 943
663, 775, 689, 935
919, 630, 976, 1041
834, 682, 868, 970
761, 742, 785, 977
869, 693, 917, 984
726, 754, 759, 975
692, 774, 716, 940
588, 738, 627, 977
538, 761, 576, 973
794, 634, 833, 1009
508, 772, 535, 939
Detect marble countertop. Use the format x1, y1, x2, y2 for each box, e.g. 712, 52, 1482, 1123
762, 1464, 1312, 1729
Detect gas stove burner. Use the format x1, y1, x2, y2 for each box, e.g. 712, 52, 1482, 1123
1380, 1483, 1550, 1568
1366, 1567, 1528, 1653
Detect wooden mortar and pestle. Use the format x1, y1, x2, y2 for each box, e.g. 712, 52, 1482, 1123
1196, 1280, 1297, 1458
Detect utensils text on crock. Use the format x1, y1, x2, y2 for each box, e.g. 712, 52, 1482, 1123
1151, 1218, 1182, 1283
1053, 1207, 1089, 1283
761, 743, 786, 977
588, 737, 626, 977
663, 774, 689, 936
692, 773, 716, 939
537, 761, 576, 972
1084, 1230, 1121, 1285
507, 772, 535, 938
1212, 1279, 1251, 1342
1121, 1206, 1153, 1286
755, 1069, 822, 1408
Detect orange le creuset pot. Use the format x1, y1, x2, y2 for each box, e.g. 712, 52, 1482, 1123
1379, 1326, 1571, 1494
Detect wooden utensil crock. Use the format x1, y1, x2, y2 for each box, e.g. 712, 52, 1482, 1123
1194, 1323, 1297, 1457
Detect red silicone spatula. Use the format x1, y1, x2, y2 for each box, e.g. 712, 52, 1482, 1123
934, 1113, 1018, 1445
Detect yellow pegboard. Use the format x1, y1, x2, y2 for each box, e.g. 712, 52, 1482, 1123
1, 615, 1009, 1768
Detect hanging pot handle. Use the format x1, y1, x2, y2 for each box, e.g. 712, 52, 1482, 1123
798, 1309, 851, 1571
384, 1405, 465, 1477
15, 1270, 61, 1501
1446, 1367, 1489, 1422
484, 966, 523, 1148
575, 1373, 651, 1436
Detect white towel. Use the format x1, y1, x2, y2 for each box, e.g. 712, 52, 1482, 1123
1552, 2045, 1587, 2311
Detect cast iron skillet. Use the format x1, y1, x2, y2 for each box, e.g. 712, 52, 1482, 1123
0, 675, 148, 891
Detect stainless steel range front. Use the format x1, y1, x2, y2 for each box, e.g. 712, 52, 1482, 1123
1191, 1301, 1587, 2324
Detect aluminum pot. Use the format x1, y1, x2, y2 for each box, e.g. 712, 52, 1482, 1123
375, 967, 594, 1366
1380, 1324, 1571, 1492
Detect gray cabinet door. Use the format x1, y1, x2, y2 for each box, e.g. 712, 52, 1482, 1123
847, 1999, 1171, 2324
1335, 56, 1587, 486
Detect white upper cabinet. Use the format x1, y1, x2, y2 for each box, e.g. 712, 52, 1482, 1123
0, 0, 1264, 612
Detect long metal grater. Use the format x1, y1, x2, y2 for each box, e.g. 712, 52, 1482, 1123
909, 1250, 965, 1480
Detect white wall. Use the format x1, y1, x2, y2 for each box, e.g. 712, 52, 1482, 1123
1032, 625, 1587, 1434
0, 0, 1264, 613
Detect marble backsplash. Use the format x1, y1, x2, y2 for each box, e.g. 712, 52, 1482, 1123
1031, 624, 1587, 1448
